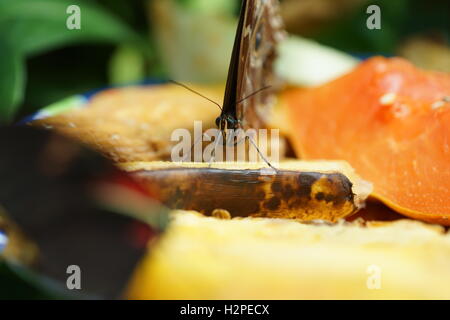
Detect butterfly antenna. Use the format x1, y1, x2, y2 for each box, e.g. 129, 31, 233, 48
169, 80, 223, 111
236, 86, 272, 104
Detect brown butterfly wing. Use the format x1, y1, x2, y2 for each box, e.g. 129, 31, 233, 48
236, 0, 285, 130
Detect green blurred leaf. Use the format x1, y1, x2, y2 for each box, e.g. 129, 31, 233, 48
175, 0, 238, 15
109, 45, 146, 85
0, 0, 152, 121
0, 39, 25, 124
0, 0, 143, 57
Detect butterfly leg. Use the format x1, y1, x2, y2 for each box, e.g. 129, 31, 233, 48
208, 131, 223, 167
181, 133, 204, 162
246, 135, 278, 173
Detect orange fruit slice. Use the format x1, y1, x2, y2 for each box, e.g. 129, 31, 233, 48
284, 57, 450, 225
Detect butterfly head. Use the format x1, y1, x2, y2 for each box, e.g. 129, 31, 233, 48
215, 114, 242, 146
216, 115, 240, 132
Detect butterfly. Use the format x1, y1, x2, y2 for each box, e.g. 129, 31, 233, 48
172, 0, 285, 163
218, 0, 285, 134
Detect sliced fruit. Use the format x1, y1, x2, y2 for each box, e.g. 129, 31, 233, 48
33, 84, 223, 162
284, 57, 450, 224
126, 211, 450, 299
120, 161, 372, 222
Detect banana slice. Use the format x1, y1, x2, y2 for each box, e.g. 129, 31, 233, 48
119, 161, 372, 222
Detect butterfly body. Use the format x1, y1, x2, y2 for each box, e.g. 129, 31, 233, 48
172, 0, 284, 158
217, 0, 285, 140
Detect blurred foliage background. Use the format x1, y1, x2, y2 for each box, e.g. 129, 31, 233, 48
0, 0, 448, 299
0, 0, 448, 124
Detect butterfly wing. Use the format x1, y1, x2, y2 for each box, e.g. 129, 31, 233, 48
236, 0, 285, 130
221, 0, 248, 125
